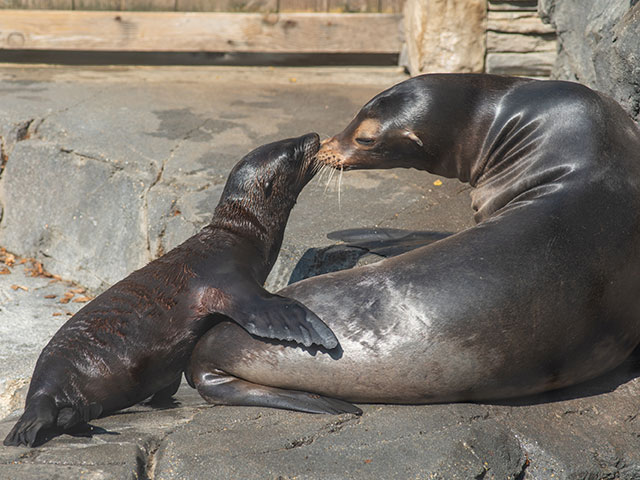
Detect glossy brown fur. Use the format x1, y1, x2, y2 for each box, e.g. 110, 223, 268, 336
4, 133, 337, 447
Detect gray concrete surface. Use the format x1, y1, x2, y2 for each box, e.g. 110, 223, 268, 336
0, 65, 639, 479
0, 259, 85, 421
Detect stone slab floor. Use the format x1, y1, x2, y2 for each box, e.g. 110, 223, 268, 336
0, 65, 638, 479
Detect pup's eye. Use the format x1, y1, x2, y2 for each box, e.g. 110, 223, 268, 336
356, 137, 375, 146
264, 181, 273, 198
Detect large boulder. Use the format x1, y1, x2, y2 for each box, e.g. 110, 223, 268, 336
539, 0, 640, 122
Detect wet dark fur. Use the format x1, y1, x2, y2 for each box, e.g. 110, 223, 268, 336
4, 133, 336, 447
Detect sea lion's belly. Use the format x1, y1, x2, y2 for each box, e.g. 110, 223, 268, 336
209, 196, 640, 403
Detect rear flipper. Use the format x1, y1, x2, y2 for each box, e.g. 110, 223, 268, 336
3, 395, 102, 447
3, 395, 57, 447
327, 227, 452, 257
289, 228, 453, 284
149, 376, 182, 407
195, 371, 362, 415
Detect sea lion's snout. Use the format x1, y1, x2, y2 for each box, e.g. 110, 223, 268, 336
316, 136, 347, 169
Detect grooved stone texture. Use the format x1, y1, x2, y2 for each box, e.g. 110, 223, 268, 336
539, 0, 640, 122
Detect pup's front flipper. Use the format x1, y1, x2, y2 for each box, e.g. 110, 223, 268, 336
195, 371, 362, 415
201, 284, 338, 349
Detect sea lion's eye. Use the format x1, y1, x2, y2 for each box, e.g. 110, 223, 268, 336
356, 137, 375, 146
264, 180, 273, 198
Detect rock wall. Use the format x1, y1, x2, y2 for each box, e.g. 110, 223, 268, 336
402, 0, 557, 78
539, 0, 640, 122
486, 0, 556, 77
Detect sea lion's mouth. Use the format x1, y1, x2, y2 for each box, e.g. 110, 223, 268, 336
315, 141, 351, 170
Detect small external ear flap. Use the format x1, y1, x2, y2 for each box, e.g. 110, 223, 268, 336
404, 131, 424, 147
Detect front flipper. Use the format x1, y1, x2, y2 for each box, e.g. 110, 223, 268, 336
201, 284, 338, 349
195, 371, 362, 415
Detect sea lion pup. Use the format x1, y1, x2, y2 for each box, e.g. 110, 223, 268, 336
186, 74, 640, 408
4, 133, 343, 448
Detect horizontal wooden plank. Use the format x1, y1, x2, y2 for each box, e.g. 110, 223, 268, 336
0, 0, 72, 8
0, 0, 178, 9
73, 0, 122, 9
126, 0, 176, 10
486, 31, 556, 53
379, 0, 404, 13
279, 0, 328, 12
485, 51, 555, 76
328, 0, 378, 13
174, 0, 275, 12
487, 11, 555, 34
0, 10, 403, 52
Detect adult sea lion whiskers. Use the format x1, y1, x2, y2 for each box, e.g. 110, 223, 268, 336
4, 133, 344, 448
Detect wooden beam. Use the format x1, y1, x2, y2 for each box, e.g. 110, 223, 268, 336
279, 0, 328, 12
328, 0, 378, 13
0, 0, 72, 8
379, 0, 404, 13
125, 0, 176, 10
0, 10, 403, 53
174, 0, 275, 12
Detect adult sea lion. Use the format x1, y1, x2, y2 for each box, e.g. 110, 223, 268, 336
187, 74, 640, 408
4, 133, 348, 448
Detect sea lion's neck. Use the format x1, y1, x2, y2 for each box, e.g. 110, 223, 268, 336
405, 75, 534, 185
210, 201, 269, 239
205, 200, 288, 283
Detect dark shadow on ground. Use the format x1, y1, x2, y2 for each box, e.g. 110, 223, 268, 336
488, 346, 640, 407
288, 228, 452, 284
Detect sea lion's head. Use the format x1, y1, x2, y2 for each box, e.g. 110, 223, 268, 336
212, 133, 320, 264
219, 132, 319, 211
317, 79, 428, 171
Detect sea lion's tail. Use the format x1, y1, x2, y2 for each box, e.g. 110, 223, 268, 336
3, 395, 58, 447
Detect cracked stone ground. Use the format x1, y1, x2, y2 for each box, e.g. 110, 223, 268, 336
0, 65, 639, 479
